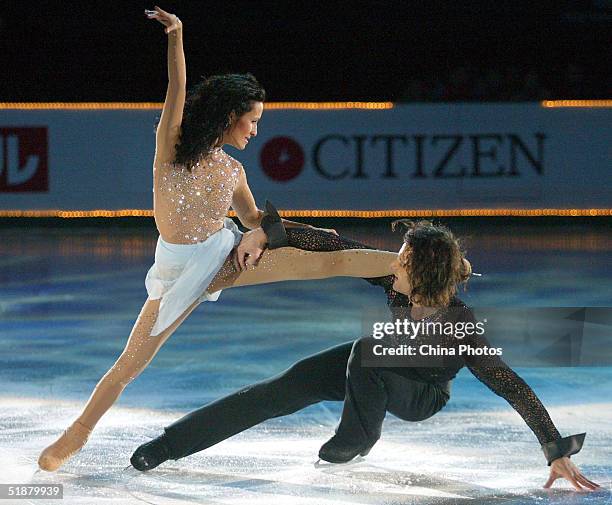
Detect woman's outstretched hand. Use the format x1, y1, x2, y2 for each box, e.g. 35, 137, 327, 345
543, 457, 600, 492
145, 6, 182, 34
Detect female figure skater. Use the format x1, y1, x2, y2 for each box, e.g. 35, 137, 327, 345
37, 6, 395, 472
131, 223, 599, 492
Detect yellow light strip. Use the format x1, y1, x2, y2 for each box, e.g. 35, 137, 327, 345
0, 209, 610, 218
2, 101, 611, 110
0, 210, 154, 218
274, 209, 612, 217
0, 102, 394, 110
0, 102, 163, 110
541, 100, 612, 108
263, 102, 394, 110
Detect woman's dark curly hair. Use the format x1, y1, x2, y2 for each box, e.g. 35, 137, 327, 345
172, 73, 265, 168
392, 220, 470, 307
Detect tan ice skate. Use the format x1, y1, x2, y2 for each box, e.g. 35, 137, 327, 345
38, 421, 91, 471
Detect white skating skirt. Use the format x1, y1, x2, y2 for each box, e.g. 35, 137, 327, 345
145, 218, 243, 336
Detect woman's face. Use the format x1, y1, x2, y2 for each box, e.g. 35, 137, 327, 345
391, 243, 412, 296
223, 101, 264, 150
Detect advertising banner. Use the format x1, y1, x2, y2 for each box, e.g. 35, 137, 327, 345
0, 104, 610, 211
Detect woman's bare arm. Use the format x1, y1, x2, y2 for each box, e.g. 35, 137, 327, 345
231, 167, 325, 230
231, 167, 263, 229
146, 6, 185, 165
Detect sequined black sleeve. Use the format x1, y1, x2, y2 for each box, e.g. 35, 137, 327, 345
468, 346, 587, 463
458, 305, 562, 445
459, 305, 586, 463
285, 228, 397, 296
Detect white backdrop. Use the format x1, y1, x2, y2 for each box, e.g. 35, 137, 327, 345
0, 104, 610, 210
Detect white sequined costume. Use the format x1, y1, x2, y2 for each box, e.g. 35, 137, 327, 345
146, 148, 243, 336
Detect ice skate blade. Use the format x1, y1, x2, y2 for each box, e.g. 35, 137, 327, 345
314, 456, 366, 468
123, 464, 150, 477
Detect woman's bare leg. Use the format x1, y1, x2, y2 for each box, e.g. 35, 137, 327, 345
208, 247, 397, 292
76, 298, 201, 428
39, 244, 394, 470
73, 247, 394, 429
38, 297, 200, 471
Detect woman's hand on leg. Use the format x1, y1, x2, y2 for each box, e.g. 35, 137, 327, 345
234, 228, 267, 271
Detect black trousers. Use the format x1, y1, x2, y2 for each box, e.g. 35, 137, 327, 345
164, 339, 450, 460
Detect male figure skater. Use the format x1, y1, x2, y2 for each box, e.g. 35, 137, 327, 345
131, 222, 599, 492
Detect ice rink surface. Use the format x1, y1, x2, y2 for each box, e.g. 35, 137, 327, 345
2, 396, 611, 505
1, 222, 611, 504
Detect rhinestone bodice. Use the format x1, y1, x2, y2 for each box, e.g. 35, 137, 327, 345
153, 149, 242, 244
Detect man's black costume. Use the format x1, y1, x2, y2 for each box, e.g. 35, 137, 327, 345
131, 228, 585, 470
